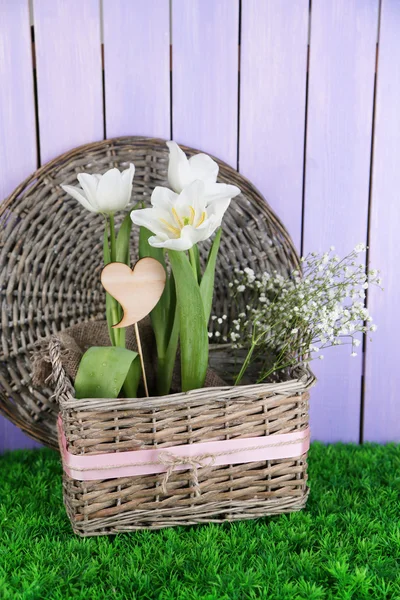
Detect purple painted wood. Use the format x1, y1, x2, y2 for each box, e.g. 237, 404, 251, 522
103, 0, 170, 139
364, 0, 400, 442
0, 1, 37, 199
303, 0, 378, 442
0, 0, 40, 452
33, 0, 103, 163
239, 0, 309, 251
1, 423, 41, 454
172, 0, 239, 167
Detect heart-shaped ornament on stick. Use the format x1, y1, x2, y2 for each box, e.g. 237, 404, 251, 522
101, 258, 166, 329
101, 258, 166, 398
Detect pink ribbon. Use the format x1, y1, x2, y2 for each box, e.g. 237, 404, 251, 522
58, 415, 310, 482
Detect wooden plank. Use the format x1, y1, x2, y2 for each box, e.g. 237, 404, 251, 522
239, 0, 309, 250
103, 0, 170, 139
171, 0, 239, 166
0, 0, 37, 199
1, 424, 41, 454
0, 0, 39, 451
33, 0, 103, 163
364, 0, 400, 442
303, 0, 378, 442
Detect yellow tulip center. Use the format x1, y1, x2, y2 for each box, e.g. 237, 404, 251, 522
160, 206, 206, 238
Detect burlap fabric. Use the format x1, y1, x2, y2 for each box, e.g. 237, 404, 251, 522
32, 319, 226, 397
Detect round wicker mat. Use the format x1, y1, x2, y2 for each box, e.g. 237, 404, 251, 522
0, 137, 300, 449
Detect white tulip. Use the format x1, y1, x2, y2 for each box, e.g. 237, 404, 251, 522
61, 164, 135, 215
167, 141, 219, 193
130, 179, 240, 251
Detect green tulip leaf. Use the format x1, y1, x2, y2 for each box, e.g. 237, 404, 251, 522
199, 228, 222, 324
139, 226, 171, 352
169, 249, 208, 392
103, 226, 111, 265
75, 346, 139, 399
157, 301, 180, 396
122, 355, 142, 398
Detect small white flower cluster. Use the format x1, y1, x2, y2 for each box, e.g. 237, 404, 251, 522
212, 245, 382, 384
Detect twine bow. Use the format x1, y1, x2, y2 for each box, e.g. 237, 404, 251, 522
158, 451, 216, 497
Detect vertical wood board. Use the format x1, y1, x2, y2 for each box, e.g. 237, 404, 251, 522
303, 0, 379, 442
364, 0, 400, 442
103, 0, 170, 140
33, 0, 103, 163
0, 0, 39, 451
239, 0, 309, 250
172, 0, 239, 166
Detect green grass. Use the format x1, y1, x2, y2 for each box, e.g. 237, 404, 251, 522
1, 443, 400, 600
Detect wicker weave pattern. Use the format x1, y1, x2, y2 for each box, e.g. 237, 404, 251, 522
58, 378, 312, 536
0, 137, 301, 449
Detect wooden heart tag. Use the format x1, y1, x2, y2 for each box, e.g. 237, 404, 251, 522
101, 258, 166, 329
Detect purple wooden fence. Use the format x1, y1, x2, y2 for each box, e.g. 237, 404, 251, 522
0, 0, 398, 452
239, 0, 308, 251
364, 0, 400, 442
303, 0, 379, 443
0, 0, 39, 450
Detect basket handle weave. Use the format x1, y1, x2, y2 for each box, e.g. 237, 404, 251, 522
48, 337, 75, 400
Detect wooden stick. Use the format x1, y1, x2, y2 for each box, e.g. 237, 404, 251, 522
134, 322, 149, 398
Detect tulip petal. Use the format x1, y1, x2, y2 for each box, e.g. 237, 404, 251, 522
121, 163, 135, 199
149, 234, 194, 251
182, 223, 211, 244
97, 168, 125, 213
166, 140, 193, 193
194, 214, 219, 232
130, 207, 171, 237
176, 180, 207, 217
61, 184, 98, 213
151, 186, 178, 209
204, 183, 241, 205
206, 197, 232, 226
77, 173, 101, 211
188, 153, 219, 184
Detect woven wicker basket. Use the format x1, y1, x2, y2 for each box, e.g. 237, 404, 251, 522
50, 337, 313, 536
0, 136, 315, 535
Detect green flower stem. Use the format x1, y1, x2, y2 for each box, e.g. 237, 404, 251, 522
106, 214, 122, 348
256, 341, 290, 384
109, 214, 117, 261
257, 360, 294, 383
103, 221, 115, 347
234, 322, 262, 386
234, 343, 255, 386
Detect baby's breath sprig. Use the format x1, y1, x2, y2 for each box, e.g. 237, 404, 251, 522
211, 245, 382, 385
